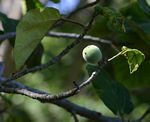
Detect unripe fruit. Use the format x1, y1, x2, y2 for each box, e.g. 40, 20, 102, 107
82, 45, 102, 64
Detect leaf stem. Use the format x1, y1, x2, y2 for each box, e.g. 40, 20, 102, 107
108, 52, 122, 61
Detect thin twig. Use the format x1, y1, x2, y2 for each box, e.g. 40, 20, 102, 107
50, 0, 100, 29
108, 52, 122, 61
68, 0, 100, 18
48, 32, 110, 44
0, 31, 119, 52
70, 111, 79, 122
60, 18, 85, 28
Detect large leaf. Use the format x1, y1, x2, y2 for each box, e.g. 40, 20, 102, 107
121, 46, 145, 74
86, 64, 133, 115
14, 8, 60, 70
113, 58, 150, 104
26, 43, 44, 68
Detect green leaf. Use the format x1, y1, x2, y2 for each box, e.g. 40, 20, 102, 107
14, 8, 60, 70
113, 58, 150, 104
86, 64, 133, 115
138, 0, 150, 17
121, 46, 145, 74
26, 43, 44, 68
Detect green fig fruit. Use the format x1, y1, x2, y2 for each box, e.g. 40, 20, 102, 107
82, 45, 102, 64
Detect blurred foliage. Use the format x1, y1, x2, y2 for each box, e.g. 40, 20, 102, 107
0, 0, 150, 122
24, 0, 43, 11
51, 0, 60, 3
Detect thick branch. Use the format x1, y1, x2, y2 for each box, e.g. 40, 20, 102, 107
0, 81, 120, 122
0, 71, 97, 100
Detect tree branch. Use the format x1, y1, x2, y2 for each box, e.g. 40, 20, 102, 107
0, 70, 97, 100
0, 32, 16, 42
60, 18, 85, 28
68, 0, 100, 18
50, 0, 100, 29
47, 31, 119, 52
70, 111, 79, 122
0, 80, 120, 122
0, 31, 119, 52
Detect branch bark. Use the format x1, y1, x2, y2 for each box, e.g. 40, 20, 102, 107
0, 31, 119, 53
0, 71, 98, 100
0, 80, 120, 122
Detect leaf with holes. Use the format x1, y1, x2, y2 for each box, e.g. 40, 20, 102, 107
121, 46, 145, 74
14, 8, 60, 70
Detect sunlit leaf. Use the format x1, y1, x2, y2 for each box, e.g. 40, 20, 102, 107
86, 64, 133, 115
121, 46, 145, 74
14, 8, 60, 70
